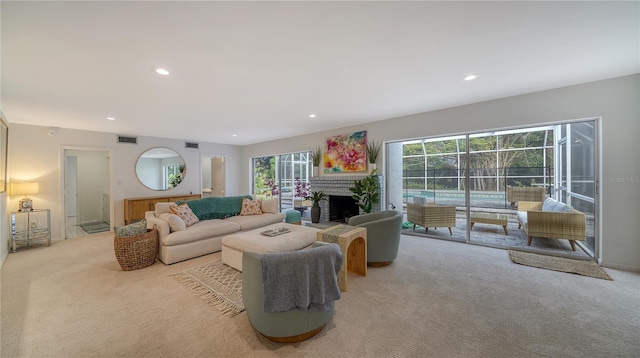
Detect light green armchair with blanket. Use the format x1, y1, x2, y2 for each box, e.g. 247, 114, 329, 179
348, 210, 403, 266
242, 241, 341, 343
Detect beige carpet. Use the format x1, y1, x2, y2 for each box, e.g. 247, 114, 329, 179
2, 232, 639, 357
171, 259, 244, 316
509, 250, 613, 280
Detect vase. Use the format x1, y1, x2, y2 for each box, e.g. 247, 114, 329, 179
369, 163, 377, 172
312, 166, 319, 177
311, 205, 321, 223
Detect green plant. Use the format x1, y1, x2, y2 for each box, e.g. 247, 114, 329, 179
310, 146, 323, 167
367, 139, 382, 164
349, 168, 380, 213
307, 190, 327, 206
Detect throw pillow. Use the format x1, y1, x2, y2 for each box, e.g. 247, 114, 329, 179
159, 213, 187, 232
240, 198, 263, 216
170, 204, 200, 227
114, 219, 147, 238
261, 198, 278, 214
542, 197, 556, 212
155, 202, 175, 215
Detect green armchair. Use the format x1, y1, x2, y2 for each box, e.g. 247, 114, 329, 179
242, 241, 340, 343
348, 210, 403, 266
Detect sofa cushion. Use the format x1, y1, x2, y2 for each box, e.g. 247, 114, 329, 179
155, 202, 175, 215
542, 197, 556, 212
170, 204, 200, 227
159, 213, 186, 232
240, 198, 263, 216
225, 212, 286, 231
516, 211, 528, 227
160, 219, 241, 246
261, 198, 278, 214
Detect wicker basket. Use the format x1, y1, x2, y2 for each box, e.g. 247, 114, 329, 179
114, 229, 159, 271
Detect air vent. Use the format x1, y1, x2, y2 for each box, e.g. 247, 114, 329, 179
117, 135, 138, 144
185, 142, 199, 149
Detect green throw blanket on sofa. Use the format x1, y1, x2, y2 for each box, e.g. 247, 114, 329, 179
176, 195, 252, 220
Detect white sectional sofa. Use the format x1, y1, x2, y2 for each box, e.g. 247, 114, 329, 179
145, 196, 285, 264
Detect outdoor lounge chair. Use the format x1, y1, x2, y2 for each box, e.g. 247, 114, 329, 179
407, 203, 456, 235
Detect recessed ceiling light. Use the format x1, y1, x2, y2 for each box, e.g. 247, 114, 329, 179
309, 114, 317, 118
232, 134, 238, 137
464, 74, 477, 81
106, 117, 115, 120
155, 68, 170, 75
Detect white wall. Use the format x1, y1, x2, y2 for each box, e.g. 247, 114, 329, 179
243, 75, 640, 271
4, 124, 244, 255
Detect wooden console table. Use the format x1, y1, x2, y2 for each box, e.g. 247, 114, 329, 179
124, 194, 201, 224
316, 225, 367, 292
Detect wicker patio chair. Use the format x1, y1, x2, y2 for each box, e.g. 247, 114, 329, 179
407, 203, 456, 235
507, 185, 546, 208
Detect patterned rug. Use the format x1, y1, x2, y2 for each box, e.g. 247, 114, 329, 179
508, 250, 612, 280
171, 259, 245, 316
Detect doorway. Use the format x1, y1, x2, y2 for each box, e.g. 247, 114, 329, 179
64, 148, 112, 238
201, 155, 225, 197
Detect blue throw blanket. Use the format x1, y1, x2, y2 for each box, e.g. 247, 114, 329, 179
176, 195, 252, 220
261, 243, 342, 313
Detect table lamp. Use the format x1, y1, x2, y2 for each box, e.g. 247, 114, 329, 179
11, 182, 39, 212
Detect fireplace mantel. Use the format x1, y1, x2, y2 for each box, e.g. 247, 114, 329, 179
309, 175, 384, 222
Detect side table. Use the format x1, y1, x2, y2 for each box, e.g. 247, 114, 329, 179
10, 209, 51, 252
317, 225, 367, 292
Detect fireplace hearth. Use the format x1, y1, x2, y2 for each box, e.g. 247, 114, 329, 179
309, 175, 384, 222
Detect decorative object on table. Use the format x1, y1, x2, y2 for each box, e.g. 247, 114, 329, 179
324, 130, 367, 173
310, 145, 323, 176
366, 138, 382, 171
508, 250, 612, 280
308, 191, 327, 223
0, 116, 7, 193
172, 259, 245, 317
348, 210, 402, 266
260, 227, 291, 237
349, 168, 380, 214
11, 181, 39, 212
113, 219, 159, 271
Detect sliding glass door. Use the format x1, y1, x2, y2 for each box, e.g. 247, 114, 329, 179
556, 120, 598, 255
391, 118, 599, 259
252, 151, 312, 212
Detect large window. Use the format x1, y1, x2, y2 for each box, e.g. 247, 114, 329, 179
390, 120, 597, 259
252, 151, 312, 211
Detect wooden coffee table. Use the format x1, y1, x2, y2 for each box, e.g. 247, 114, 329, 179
470, 212, 509, 235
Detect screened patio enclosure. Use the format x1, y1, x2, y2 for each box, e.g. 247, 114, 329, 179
252, 151, 313, 213
390, 119, 598, 258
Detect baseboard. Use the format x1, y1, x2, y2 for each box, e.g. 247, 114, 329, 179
601, 261, 640, 272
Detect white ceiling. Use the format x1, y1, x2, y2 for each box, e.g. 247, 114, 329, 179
2, 1, 638, 145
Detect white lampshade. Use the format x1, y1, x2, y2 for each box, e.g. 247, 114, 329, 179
10, 182, 39, 196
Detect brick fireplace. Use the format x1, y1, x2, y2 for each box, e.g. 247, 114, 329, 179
309, 175, 384, 222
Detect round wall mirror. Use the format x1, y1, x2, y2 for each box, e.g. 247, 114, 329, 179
135, 148, 186, 190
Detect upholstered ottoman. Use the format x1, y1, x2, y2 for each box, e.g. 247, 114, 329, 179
221, 223, 319, 271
